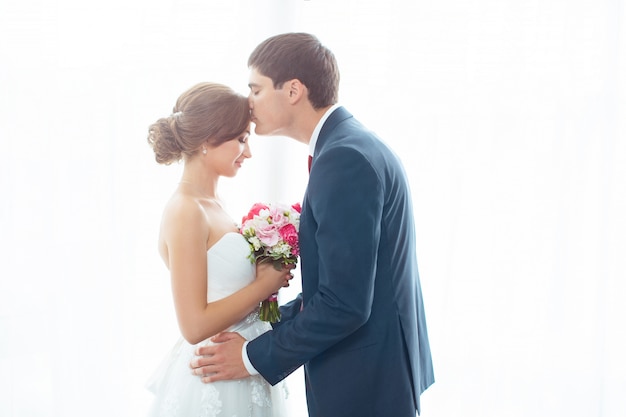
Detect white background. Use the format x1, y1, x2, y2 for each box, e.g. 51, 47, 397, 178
1, 0, 625, 416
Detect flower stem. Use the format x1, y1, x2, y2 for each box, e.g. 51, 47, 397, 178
259, 294, 281, 323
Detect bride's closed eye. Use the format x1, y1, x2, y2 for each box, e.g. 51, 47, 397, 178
238, 133, 250, 144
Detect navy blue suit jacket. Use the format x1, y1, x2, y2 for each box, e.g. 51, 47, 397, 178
247, 107, 434, 416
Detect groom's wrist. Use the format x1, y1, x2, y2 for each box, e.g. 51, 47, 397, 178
242, 341, 259, 375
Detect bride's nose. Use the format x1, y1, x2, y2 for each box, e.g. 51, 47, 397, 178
242, 141, 252, 158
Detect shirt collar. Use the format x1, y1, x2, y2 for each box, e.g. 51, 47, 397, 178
309, 103, 341, 157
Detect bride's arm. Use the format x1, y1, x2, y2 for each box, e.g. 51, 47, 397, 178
160, 197, 288, 345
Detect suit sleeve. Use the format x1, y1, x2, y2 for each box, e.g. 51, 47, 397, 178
247, 145, 383, 384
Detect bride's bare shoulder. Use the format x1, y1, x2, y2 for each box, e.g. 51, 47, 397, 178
159, 192, 209, 246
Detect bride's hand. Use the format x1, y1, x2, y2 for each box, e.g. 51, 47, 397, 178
255, 262, 294, 295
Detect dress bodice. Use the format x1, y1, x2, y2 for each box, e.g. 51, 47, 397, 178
206, 232, 255, 303
206, 232, 269, 338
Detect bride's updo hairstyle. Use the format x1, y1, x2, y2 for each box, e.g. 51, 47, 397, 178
148, 82, 250, 165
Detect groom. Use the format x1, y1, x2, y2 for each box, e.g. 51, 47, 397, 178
191, 32, 434, 416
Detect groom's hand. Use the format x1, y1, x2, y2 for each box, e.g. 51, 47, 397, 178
190, 331, 249, 383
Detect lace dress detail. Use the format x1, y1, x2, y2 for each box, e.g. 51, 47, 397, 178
146, 233, 287, 417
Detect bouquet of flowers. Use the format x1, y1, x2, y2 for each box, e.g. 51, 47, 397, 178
240, 202, 301, 322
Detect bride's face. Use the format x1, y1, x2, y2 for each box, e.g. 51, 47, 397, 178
207, 129, 251, 177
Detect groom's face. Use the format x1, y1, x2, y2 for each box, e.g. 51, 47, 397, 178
247, 68, 291, 136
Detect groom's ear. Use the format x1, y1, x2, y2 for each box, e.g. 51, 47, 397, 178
286, 79, 307, 104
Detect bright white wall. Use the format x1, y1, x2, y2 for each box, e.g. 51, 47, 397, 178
1, 1, 624, 416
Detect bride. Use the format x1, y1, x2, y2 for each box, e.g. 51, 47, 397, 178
146, 82, 291, 416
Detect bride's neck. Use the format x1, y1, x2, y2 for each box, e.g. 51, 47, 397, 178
178, 179, 218, 199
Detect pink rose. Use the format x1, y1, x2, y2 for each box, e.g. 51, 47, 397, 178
241, 202, 269, 224
291, 202, 302, 213
279, 223, 299, 256
256, 223, 280, 247
270, 207, 288, 228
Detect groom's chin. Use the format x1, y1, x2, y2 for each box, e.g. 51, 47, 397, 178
253, 126, 271, 137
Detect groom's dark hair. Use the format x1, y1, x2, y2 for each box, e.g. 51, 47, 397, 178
248, 32, 340, 109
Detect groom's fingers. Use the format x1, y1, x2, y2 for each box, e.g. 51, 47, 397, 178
193, 344, 215, 358
191, 356, 249, 383
190, 351, 226, 378
201, 361, 250, 383
202, 369, 225, 383
189, 351, 214, 372
192, 335, 249, 383
190, 332, 245, 366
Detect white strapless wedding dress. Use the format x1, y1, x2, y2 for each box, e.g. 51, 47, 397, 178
146, 232, 288, 417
